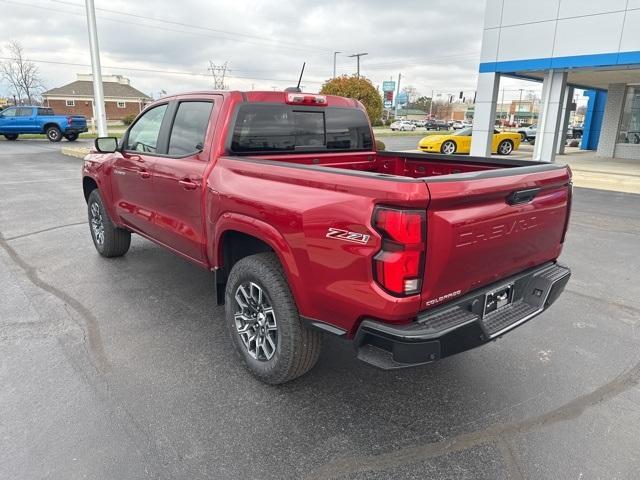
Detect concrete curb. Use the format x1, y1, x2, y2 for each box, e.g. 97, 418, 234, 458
61, 147, 90, 159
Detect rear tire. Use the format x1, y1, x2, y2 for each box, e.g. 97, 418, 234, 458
4, 134, 18, 141
46, 126, 62, 142
64, 132, 79, 141
440, 140, 457, 155
497, 139, 514, 155
225, 252, 322, 385
87, 189, 131, 257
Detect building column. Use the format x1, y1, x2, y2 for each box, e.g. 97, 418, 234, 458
596, 83, 626, 158
533, 69, 568, 163
581, 90, 608, 151
556, 86, 574, 155
471, 72, 500, 157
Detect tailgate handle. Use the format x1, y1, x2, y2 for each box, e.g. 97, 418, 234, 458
506, 188, 540, 205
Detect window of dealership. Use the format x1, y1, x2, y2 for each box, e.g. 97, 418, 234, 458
618, 86, 640, 145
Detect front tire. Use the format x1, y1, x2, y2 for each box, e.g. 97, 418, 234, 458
87, 189, 131, 257
497, 139, 514, 155
440, 140, 457, 155
4, 134, 18, 141
46, 126, 62, 142
225, 252, 321, 385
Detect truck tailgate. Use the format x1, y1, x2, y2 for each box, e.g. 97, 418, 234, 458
420, 164, 571, 310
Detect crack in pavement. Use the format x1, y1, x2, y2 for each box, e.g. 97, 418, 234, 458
0, 232, 108, 371
4, 221, 88, 241
497, 437, 526, 480
305, 359, 640, 479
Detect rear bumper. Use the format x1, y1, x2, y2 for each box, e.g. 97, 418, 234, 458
354, 262, 570, 369
64, 126, 88, 134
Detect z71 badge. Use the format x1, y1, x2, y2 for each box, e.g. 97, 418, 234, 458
326, 228, 370, 245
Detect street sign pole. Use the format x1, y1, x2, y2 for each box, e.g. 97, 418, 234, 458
394, 73, 402, 118
84, 0, 107, 137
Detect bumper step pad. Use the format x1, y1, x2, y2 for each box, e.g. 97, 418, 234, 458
481, 300, 539, 337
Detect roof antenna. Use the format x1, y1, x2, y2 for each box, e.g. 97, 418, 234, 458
285, 62, 305, 93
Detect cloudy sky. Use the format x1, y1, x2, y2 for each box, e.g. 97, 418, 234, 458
0, 0, 547, 101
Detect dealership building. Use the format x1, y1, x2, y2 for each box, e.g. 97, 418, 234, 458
472, 0, 640, 162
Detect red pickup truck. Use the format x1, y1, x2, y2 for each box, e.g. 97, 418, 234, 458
82, 91, 571, 384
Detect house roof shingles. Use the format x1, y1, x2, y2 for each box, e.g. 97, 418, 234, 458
43, 80, 150, 100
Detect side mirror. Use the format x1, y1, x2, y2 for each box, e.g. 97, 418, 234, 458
95, 136, 118, 153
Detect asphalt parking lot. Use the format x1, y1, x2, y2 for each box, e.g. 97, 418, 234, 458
1, 139, 639, 479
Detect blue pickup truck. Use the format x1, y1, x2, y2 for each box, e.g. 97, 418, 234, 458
0, 106, 88, 142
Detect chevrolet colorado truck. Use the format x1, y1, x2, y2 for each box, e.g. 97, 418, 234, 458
82, 91, 572, 384
0, 106, 87, 142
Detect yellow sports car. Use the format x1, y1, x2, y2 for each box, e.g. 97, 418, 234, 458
418, 127, 521, 155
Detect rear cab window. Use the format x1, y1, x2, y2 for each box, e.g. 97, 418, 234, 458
38, 108, 54, 116
230, 104, 373, 154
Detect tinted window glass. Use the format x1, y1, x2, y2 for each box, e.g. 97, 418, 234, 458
1, 108, 17, 117
618, 86, 640, 144
38, 108, 54, 116
168, 101, 213, 156
230, 105, 372, 153
125, 104, 168, 153
17, 107, 33, 117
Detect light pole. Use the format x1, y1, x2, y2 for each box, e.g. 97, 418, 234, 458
84, 0, 107, 137
349, 53, 368, 78
429, 89, 434, 116
333, 51, 341, 79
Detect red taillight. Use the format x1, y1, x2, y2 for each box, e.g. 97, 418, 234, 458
67, 116, 73, 125
372, 207, 426, 296
285, 93, 327, 106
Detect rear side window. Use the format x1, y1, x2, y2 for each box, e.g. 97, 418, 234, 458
125, 104, 168, 153
168, 101, 213, 156
230, 105, 373, 153
17, 107, 33, 117
38, 108, 54, 116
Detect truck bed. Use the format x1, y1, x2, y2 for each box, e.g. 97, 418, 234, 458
230, 150, 562, 181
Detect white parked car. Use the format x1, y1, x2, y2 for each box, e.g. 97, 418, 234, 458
390, 120, 416, 131
452, 120, 472, 129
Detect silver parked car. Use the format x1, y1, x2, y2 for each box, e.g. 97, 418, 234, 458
390, 120, 416, 131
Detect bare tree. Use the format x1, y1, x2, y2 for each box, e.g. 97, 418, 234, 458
1, 41, 43, 104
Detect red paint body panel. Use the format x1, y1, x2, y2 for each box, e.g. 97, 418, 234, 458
82, 91, 572, 337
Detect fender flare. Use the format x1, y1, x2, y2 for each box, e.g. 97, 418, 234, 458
82, 164, 119, 226
212, 212, 304, 305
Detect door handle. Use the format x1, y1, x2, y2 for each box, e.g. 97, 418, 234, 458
179, 179, 199, 190
506, 188, 540, 205
138, 170, 151, 179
